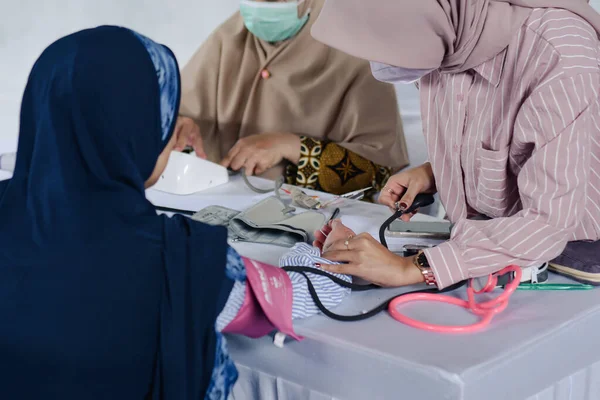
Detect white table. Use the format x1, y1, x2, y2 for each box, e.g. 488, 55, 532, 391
146, 176, 600, 400
2, 167, 598, 399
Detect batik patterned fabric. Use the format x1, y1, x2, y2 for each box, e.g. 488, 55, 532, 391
205, 247, 246, 400
131, 31, 180, 141
285, 136, 392, 198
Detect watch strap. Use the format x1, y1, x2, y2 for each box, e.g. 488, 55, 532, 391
414, 251, 437, 286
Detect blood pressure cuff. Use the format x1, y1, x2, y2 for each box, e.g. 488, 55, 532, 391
549, 240, 600, 285
191, 196, 325, 247
222, 258, 302, 340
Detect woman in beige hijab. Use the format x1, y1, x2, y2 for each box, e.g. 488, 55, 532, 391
312, 0, 600, 291
175, 0, 409, 196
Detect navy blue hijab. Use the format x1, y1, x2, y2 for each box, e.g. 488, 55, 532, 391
0, 27, 234, 399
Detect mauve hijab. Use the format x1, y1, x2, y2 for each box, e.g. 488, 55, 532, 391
311, 0, 600, 73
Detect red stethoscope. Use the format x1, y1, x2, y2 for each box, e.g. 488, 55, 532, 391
283, 193, 523, 334
388, 265, 522, 333
381, 194, 523, 333
285, 263, 523, 333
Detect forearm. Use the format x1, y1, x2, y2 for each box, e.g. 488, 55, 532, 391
426, 130, 587, 288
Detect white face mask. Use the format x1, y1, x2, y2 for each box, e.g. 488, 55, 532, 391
369, 61, 434, 84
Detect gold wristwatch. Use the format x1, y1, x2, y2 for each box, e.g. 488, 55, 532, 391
413, 251, 437, 286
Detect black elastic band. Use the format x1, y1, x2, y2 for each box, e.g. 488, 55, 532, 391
282, 266, 379, 291
379, 209, 404, 248
283, 265, 466, 321
284, 201, 467, 322
154, 205, 195, 216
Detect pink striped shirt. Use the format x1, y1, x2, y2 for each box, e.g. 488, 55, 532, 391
421, 8, 600, 289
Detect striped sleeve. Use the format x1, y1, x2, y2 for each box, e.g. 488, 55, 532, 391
280, 243, 351, 319
216, 244, 351, 330
425, 73, 599, 288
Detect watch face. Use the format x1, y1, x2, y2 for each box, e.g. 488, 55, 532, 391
418, 253, 430, 268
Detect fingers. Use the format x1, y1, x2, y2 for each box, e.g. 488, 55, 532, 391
173, 118, 206, 159
222, 145, 248, 171
322, 233, 370, 255
399, 209, 418, 222
244, 156, 259, 176
319, 250, 357, 264
172, 118, 184, 149
241, 154, 272, 176
378, 187, 402, 210
220, 141, 240, 168
254, 160, 271, 176
329, 219, 356, 236
174, 123, 189, 152
313, 229, 328, 245
317, 223, 333, 237
192, 135, 207, 159
379, 178, 409, 210
397, 184, 421, 211
313, 239, 325, 251
313, 220, 334, 251
318, 263, 358, 276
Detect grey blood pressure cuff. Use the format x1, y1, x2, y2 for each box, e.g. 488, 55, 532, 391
549, 240, 600, 285
191, 196, 326, 247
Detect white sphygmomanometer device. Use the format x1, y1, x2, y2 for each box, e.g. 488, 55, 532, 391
1, 151, 228, 195
150, 151, 229, 195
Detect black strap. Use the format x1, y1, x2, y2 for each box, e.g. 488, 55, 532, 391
282, 266, 379, 291
282, 266, 466, 321
283, 204, 467, 322
154, 205, 196, 216
378, 209, 403, 249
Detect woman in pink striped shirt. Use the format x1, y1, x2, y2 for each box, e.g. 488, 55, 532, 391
311, 0, 600, 289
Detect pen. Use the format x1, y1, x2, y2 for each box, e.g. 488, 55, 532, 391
327, 207, 340, 223
517, 283, 594, 291
319, 208, 341, 237
154, 205, 196, 216
341, 187, 372, 199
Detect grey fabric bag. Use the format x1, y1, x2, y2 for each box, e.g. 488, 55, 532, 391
192, 196, 325, 248
549, 240, 600, 285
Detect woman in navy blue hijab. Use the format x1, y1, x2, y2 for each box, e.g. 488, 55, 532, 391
0, 26, 236, 399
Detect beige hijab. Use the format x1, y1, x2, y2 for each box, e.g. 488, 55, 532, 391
179, 0, 409, 179
311, 0, 600, 73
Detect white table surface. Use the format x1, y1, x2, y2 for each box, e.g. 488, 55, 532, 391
146, 176, 600, 400
3, 170, 599, 400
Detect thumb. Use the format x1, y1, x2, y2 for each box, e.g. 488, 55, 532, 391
397, 184, 421, 211
330, 218, 344, 229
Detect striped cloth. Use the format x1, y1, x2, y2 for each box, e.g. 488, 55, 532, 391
216, 244, 351, 332
420, 8, 600, 289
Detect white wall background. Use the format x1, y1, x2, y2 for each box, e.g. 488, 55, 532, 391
0, 0, 240, 153
0, 0, 429, 167
2, 0, 600, 165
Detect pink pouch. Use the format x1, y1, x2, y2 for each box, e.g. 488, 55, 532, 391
222, 258, 302, 341
221, 282, 274, 338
